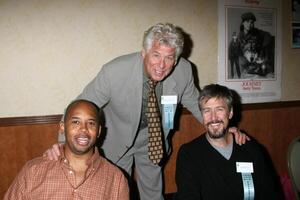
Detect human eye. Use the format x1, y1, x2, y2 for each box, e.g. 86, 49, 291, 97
216, 107, 226, 113
166, 56, 175, 62
71, 119, 80, 125
202, 108, 210, 114
152, 53, 160, 59
71, 119, 79, 124
88, 121, 97, 128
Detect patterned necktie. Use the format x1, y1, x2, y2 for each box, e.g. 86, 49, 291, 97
147, 79, 164, 165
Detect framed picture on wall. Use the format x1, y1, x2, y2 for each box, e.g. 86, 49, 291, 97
292, 0, 300, 48
292, 24, 300, 48
292, 0, 300, 21
218, 0, 282, 103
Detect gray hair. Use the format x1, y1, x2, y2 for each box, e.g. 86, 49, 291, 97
143, 23, 184, 60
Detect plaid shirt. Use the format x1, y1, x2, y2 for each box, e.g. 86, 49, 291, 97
4, 147, 129, 200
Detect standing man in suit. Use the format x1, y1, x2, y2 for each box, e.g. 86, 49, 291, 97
46, 23, 248, 200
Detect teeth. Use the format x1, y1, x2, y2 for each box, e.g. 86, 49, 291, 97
76, 137, 89, 145
211, 123, 220, 126
155, 70, 163, 74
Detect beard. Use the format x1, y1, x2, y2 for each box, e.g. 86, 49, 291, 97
206, 120, 227, 139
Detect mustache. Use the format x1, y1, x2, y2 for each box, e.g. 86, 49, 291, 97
206, 120, 224, 126
74, 133, 91, 139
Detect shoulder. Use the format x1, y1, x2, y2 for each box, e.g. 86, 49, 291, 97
103, 52, 141, 69
23, 156, 57, 174
236, 139, 266, 159
11, 156, 57, 185
99, 52, 142, 80
178, 134, 206, 156
99, 156, 126, 178
173, 57, 192, 73
167, 57, 193, 84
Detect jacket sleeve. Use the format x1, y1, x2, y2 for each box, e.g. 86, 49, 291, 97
179, 60, 202, 123
77, 64, 111, 108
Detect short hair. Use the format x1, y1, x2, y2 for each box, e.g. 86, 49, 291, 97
241, 12, 256, 22
143, 23, 184, 61
64, 99, 103, 126
199, 84, 234, 111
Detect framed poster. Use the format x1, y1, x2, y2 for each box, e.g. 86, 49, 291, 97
292, 0, 300, 48
218, 0, 281, 103
292, 24, 300, 48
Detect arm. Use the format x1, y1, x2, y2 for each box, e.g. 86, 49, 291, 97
117, 174, 130, 200
175, 146, 202, 200
253, 142, 282, 199
45, 66, 112, 160
4, 164, 29, 200
77, 65, 111, 107
179, 60, 202, 122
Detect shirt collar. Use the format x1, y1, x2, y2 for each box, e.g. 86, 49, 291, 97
59, 145, 102, 170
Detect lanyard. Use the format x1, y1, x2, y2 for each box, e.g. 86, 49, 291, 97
241, 173, 255, 200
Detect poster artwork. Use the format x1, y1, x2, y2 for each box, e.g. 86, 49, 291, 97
227, 8, 275, 80
218, 0, 281, 103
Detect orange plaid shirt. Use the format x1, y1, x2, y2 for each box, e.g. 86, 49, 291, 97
4, 147, 129, 200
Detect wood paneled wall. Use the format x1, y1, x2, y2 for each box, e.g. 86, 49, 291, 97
0, 102, 299, 198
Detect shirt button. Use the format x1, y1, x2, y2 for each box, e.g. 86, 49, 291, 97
69, 170, 73, 174
74, 189, 77, 193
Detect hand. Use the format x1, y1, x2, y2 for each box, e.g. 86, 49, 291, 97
43, 143, 62, 161
229, 127, 250, 145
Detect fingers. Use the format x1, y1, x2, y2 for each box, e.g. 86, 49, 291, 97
43, 144, 61, 161
229, 127, 249, 145
53, 144, 61, 157
43, 149, 54, 160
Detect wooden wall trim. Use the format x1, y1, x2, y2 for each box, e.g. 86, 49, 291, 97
181, 100, 300, 115
1, 101, 299, 126
0, 114, 62, 127
242, 100, 300, 110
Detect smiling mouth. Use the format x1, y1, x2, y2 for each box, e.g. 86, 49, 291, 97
75, 135, 89, 146
207, 120, 224, 127
154, 69, 163, 76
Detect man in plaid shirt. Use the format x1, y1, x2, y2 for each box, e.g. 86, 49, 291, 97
4, 99, 129, 200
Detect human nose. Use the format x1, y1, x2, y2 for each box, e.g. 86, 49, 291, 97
80, 123, 88, 132
159, 58, 166, 69
211, 110, 217, 121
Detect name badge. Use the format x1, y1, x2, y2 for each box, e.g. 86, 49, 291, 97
161, 96, 177, 129
161, 95, 177, 104
236, 162, 254, 173
236, 162, 255, 200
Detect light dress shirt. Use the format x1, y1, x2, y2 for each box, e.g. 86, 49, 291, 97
4, 147, 129, 200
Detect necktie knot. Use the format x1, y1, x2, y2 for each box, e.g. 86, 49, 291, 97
148, 79, 157, 90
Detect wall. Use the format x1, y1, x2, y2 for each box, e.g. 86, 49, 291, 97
0, 1, 299, 118
0, 0, 217, 117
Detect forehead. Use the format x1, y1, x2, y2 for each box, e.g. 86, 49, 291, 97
200, 97, 228, 108
150, 41, 176, 54
243, 19, 254, 24
66, 102, 97, 118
